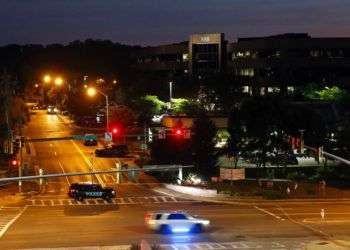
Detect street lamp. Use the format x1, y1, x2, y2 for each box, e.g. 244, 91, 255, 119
43, 75, 51, 83
54, 77, 63, 86
168, 81, 173, 109
87, 87, 109, 133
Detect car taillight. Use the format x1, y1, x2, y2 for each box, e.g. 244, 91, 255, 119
145, 213, 152, 222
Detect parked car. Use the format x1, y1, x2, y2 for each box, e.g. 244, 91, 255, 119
83, 134, 98, 146
95, 144, 128, 157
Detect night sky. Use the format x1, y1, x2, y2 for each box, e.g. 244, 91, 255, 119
1, 0, 350, 46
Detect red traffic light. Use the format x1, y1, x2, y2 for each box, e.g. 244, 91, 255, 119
174, 129, 183, 136
112, 128, 118, 134
11, 160, 18, 166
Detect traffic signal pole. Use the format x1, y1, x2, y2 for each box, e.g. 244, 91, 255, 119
19, 126, 22, 193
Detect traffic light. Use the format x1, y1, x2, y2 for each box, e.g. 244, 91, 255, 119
10, 159, 18, 168
175, 129, 183, 136
112, 127, 119, 134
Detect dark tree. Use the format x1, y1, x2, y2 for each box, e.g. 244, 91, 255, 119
192, 112, 218, 178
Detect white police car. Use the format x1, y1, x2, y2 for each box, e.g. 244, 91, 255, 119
145, 211, 210, 234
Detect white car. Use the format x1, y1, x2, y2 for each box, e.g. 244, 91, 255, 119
145, 211, 210, 234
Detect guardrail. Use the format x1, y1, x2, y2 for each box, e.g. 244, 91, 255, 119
0, 165, 194, 182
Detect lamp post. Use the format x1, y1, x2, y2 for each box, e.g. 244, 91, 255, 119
169, 81, 173, 109
87, 87, 109, 133
299, 129, 305, 153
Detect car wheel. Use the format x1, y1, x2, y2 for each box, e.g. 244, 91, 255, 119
159, 224, 170, 234
104, 196, 112, 203
192, 224, 202, 233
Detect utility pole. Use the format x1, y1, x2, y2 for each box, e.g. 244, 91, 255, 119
19, 124, 23, 193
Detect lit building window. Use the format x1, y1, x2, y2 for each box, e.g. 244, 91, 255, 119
268, 87, 280, 93
287, 86, 295, 93
310, 50, 323, 58
242, 86, 250, 93
182, 53, 189, 61
239, 68, 254, 77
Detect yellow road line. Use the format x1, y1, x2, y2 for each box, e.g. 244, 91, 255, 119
70, 140, 105, 187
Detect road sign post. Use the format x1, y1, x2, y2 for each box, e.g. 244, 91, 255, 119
115, 161, 121, 184
178, 167, 183, 184
105, 132, 112, 142
39, 168, 44, 186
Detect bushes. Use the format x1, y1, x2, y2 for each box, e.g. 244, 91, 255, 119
262, 190, 287, 200
287, 171, 306, 181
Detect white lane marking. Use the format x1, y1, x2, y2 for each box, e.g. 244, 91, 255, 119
58, 161, 71, 185
275, 205, 341, 246
169, 196, 177, 202
303, 218, 350, 224
26, 195, 201, 207
254, 206, 282, 220
0, 206, 28, 238
70, 140, 105, 187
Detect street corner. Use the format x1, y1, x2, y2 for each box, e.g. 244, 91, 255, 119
303, 240, 350, 250
0, 193, 26, 207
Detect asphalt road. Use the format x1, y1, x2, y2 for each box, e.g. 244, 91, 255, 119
23, 110, 157, 196
0, 110, 349, 249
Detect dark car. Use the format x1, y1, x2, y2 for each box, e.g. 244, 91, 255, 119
95, 144, 129, 157
83, 134, 97, 146
68, 183, 116, 201
31, 104, 39, 110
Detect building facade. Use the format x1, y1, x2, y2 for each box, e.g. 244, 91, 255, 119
134, 33, 350, 94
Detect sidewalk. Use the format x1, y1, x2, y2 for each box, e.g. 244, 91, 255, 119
153, 185, 350, 205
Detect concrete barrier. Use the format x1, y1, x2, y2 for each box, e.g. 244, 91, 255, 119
165, 184, 217, 197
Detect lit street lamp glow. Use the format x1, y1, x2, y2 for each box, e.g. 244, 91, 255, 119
43, 75, 51, 83
87, 87, 97, 96
86, 87, 109, 132
54, 77, 63, 86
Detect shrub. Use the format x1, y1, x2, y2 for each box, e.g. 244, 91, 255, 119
287, 171, 306, 181
262, 190, 287, 200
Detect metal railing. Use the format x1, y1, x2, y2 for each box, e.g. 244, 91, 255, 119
0, 165, 193, 183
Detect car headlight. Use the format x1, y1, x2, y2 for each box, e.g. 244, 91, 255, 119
202, 220, 210, 225
148, 220, 155, 225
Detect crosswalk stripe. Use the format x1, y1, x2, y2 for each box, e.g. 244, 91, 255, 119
25, 195, 199, 207
0, 206, 27, 238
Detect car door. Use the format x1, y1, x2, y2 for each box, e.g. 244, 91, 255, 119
167, 213, 192, 232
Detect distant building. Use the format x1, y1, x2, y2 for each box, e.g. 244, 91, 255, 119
134, 33, 350, 95
229, 33, 350, 95
188, 33, 226, 76
134, 42, 187, 76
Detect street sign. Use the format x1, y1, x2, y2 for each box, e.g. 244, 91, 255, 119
72, 134, 97, 141
220, 168, 245, 181
184, 129, 191, 139
105, 132, 112, 141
